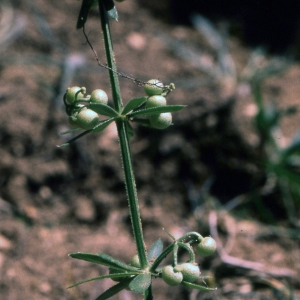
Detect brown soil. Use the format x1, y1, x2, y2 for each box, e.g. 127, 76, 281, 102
0, 1, 299, 300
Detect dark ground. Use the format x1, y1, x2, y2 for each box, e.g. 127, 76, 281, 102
0, 1, 299, 299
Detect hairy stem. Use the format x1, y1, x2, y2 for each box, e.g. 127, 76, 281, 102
98, 0, 122, 112
116, 119, 148, 269
98, 0, 148, 270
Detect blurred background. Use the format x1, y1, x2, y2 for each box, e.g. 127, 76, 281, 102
0, 0, 300, 299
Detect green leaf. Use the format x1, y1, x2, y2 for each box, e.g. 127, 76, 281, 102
285, 155, 300, 168
57, 129, 92, 147
267, 162, 300, 188
59, 128, 82, 135
150, 243, 175, 272
128, 105, 186, 118
107, 6, 118, 21
181, 281, 217, 291
95, 279, 133, 300
122, 97, 147, 115
125, 121, 134, 139
88, 103, 119, 117
128, 273, 152, 293
68, 274, 125, 289
76, 0, 95, 29
108, 271, 138, 280
147, 239, 163, 263
92, 118, 115, 133
69, 252, 140, 272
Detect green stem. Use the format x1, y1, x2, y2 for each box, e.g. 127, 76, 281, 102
177, 242, 195, 263
98, 0, 148, 270
143, 284, 153, 300
177, 231, 203, 243
98, 0, 122, 113
116, 119, 148, 269
149, 243, 175, 272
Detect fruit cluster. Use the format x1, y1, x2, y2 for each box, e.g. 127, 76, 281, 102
108, 235, 217, 287
64, 86, 109, 130
161, 236, 216, 286
61, 80, 182, 147
63, 79, 178, 135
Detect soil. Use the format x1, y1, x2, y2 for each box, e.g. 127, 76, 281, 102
0, 1, 299, 300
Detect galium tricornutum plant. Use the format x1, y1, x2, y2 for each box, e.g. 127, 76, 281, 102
59, 0, 217, 299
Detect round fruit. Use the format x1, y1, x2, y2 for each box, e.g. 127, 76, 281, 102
90, 89, 108, 104
195, 237, 217, 257
174, 263, 200, 283
144, 79, 164, 96
149, 112, 172, 129
162, 265, 183, 286
130, 254, 140, 268
66, 86, 83, 104
145, 95, 166, 108
76, 108, 99, 130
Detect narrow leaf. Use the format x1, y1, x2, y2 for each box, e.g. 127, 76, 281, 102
76, 0, 95, 29
57, 130, 92, 147
122, 97, 147, 115
125, 121, 134, 139
181, 281, 217, 291
59, 128, 82, 135
92, 118, 115, 133
69, 252, 140, 272
268, 163, 300, 187
128, 273, 151, 293
68, 274, 117, 289
150, 243, 175, 272
88, 103, 119, 117
107, 6, 118, 21
95, 279, 133, 300
148, 239, 163, 263
107, 272, 138, 280
128, 105, 186, 117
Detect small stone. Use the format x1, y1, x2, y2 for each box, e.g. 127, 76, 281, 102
74, 197, 96, 222
0, 252, 5, 269
126, 32, 146, 50
0, 234, 12, 251
40, 282, 51, 294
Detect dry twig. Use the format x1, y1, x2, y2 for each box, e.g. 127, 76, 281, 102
209, 210, 297, 279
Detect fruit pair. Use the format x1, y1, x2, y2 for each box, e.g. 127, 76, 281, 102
66, 87, 109, 130
162, 263, 200, 286
66, 86, 108, 105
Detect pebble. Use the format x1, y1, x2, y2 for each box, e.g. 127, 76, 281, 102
74, 197, 96, 222
0, 234, 12, 251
